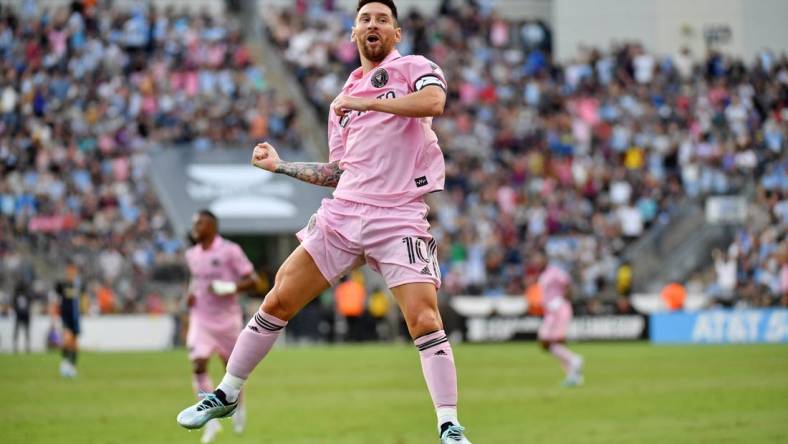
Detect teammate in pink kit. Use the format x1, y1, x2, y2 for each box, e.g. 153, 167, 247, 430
535, 253, 584, 386
176, 2, 471, 442
183, 210, 260, 443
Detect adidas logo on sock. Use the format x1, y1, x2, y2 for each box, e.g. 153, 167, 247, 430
249, 326, 260, 333
434, 350, 447, 356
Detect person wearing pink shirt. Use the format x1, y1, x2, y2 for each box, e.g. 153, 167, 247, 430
534, 253, 584, 386
176, 2, 471, 443
183, 210, 259, 443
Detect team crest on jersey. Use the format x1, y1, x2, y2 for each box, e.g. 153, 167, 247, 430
371, 68, 389, 88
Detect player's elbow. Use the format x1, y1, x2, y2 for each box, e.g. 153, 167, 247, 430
430, 94, 445, 117
421, 101, 443, 117
430, 101, 444, 117
421, 88, 445, 117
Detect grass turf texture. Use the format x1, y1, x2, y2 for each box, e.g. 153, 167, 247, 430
1, 342, 786, 443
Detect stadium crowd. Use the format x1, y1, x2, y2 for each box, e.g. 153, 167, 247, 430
266, 1, 787, 309
0, 0, 785, 324
688, 162, 787, 308
0, 1, 299, 315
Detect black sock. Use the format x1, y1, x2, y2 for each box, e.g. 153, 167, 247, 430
62, 350, 77, 365
214, 389, 232, 405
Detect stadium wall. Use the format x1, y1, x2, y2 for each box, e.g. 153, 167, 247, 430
553, 0, 788, 62
450, 296, 648, 342
4, 309, 785, 352
464, 315, 648, 342
650, 309, 788, 344
0, 315, 175, 353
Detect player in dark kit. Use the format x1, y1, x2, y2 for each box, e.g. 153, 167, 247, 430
55, 262, 81, 378
12, 281, 32, 353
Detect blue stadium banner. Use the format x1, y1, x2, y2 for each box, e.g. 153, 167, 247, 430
650, 309, 788, 344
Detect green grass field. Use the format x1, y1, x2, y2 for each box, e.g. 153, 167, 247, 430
1, 342, 787, 444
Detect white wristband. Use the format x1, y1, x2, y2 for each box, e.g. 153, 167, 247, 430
210, 280, 238, 296
546, 298, 563, 312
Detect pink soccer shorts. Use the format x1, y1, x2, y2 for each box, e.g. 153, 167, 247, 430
297, 198, 441, 289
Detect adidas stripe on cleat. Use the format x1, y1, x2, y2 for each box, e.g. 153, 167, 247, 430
177, 390, 238, 430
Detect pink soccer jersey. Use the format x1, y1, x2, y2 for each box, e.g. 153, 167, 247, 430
538, 264, 573, 341
185, 236, 254, 330
539, 265, 571, 310
329, 49, 447, 207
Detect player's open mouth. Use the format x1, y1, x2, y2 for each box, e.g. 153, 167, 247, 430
366, 34, 380, 43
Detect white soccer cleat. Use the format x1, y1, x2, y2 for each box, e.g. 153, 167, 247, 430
200, 419, 222, 444
59, 360, 69, 377
177, 391, 238, 430
563, 357, 584, 387
232, 403, 246, 434
59, 361, 77, 379
440, 424, 473, 443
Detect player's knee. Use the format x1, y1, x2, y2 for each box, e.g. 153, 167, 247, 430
272, 267, 298, 296
409, 309, 441, 337
264, 269, 301, 318
192, 359, 208, 374
261, 292, 294, 320
63, 332, 75, 348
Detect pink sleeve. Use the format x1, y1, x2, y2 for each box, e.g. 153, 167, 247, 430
327, 112, 345, 163
184, 248, 195, 272
559, 268, 572, 288
230, 244, 254, 277
404, 56, 447, 93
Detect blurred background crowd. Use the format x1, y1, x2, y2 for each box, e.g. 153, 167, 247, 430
0, 0, 785, 334
1, 1, 299, 317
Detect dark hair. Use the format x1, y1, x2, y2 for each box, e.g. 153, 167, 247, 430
357, 0, 398, 22
198, 209, 218, 224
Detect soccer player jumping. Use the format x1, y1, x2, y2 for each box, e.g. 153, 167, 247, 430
176, 1, 472, 442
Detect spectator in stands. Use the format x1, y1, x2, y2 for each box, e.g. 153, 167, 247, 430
335, 272, 367, 342
661, 283, 687, 311
0, 1, 302, 314
711, 248, 737, 307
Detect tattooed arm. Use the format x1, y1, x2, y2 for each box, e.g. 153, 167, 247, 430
274, 161, 344, 188
251, 142, 344, 188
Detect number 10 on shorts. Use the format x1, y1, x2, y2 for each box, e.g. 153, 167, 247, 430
402, 237, 440, 278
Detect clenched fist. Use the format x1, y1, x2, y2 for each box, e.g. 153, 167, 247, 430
331, 94, 372, 117
251, 142, 281, 172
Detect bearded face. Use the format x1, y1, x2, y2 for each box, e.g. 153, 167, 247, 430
353, 3, 401, 63
359, 28, 392, 62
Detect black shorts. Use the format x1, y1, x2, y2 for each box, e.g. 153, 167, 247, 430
15, 315, 30, 326
62, 316, 81, 336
